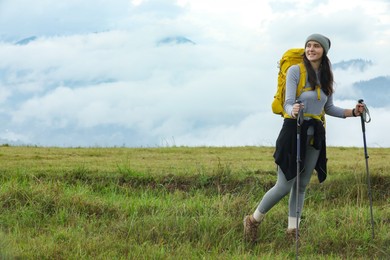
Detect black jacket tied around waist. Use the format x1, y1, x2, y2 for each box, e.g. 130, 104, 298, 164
273, 118, 327, 183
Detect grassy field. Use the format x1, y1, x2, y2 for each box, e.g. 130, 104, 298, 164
0, 145, 389, 259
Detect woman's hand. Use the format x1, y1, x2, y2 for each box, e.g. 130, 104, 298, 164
291, 102, 304, 118
353, 102, 365, 117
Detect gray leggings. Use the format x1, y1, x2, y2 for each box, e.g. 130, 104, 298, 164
256, 141, 320, 218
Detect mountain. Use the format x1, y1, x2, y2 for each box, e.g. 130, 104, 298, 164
333, 59, 373, 72
15, 36, 37, 45
157, 36, 196, 46
353, 76, 390, 107
332, 59, 388, 107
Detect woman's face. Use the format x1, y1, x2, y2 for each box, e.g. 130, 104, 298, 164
305, 40, 324, 63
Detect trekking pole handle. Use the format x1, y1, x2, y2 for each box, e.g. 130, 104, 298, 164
296, 101, 303, 127
358, 99, 366, 132
358, 99, 371, 124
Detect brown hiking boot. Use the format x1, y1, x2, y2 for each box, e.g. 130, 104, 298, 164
286, 228, 300, 243
243, 215, 260, 243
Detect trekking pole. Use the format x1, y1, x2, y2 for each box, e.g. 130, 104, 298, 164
295, 101, 304, 259
358, 99, 374, 239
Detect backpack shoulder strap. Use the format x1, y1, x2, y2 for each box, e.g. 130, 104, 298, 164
296, 63, 306, 97
298, 63, 322, 100
296, 63, 326, 125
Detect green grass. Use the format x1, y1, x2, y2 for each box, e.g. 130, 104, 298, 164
0, 146, 389, 259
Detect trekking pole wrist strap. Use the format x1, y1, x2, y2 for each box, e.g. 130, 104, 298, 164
352, 108, 357, 117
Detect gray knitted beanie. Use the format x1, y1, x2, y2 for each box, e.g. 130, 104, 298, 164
305, 34, 331, 54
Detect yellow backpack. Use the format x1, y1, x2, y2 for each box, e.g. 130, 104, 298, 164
272, 48, 326, 124
272, 48, 306, 118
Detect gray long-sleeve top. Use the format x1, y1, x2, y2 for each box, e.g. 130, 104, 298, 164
284, 64, 346, 119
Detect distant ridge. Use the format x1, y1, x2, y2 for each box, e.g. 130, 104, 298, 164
333, 59, 373, 72
353, 76, 390, 107
15, 36, 37, 45
157, 36, 196, 46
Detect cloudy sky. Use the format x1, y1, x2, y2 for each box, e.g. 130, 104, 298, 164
0, 0, 389, 148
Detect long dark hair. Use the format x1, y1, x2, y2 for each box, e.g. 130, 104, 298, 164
303, 54, 334, 96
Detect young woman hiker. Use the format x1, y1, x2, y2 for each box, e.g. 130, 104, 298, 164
243, 33, 366, 243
